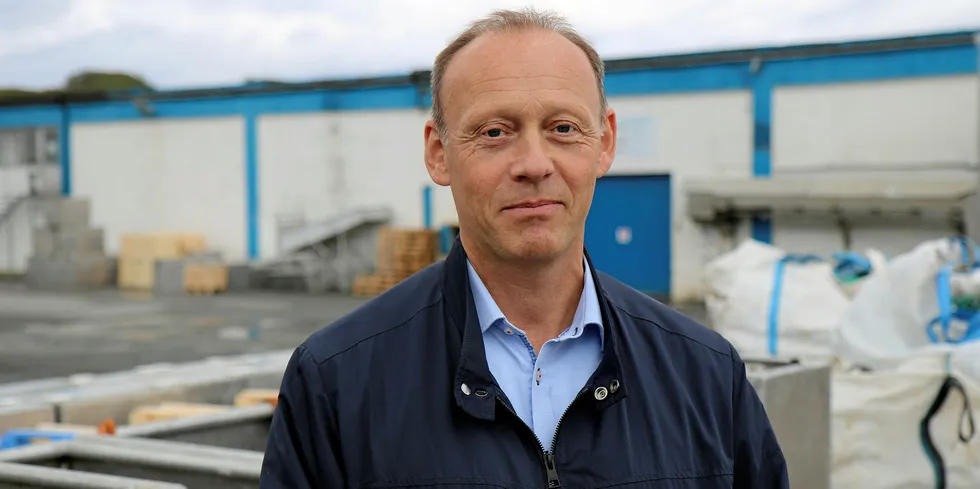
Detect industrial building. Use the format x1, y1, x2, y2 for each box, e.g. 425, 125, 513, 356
0, 29, 977, 302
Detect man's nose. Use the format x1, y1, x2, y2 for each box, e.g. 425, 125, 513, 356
510, 132, 554, 182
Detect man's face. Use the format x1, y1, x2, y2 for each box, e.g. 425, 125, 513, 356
424, 29, 617, 263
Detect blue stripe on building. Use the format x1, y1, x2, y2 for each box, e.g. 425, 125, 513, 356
244, 111, 260, 260
0, 30, 976, 259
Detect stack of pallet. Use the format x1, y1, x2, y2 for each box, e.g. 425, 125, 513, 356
26, 197, 110, 290
117, 233, 207, 291
352, 227, 438, 296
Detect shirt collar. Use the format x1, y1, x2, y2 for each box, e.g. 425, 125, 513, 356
465, 257, 604, 345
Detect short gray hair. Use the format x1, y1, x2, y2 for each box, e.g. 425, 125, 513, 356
429, 8, 608, 139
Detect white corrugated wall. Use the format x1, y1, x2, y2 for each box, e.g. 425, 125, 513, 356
71, 117, 247, 260
770, 74, 980, 258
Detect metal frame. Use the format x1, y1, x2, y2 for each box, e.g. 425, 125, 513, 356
0, 436, 261, 488
0, 461, 188, 489
116, 404, 273, 451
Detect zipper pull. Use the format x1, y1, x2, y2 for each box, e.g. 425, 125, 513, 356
544, 452, 561, 488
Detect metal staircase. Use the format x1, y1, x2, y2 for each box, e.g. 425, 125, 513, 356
0, 194, 27, 227
253, 206, 395, 293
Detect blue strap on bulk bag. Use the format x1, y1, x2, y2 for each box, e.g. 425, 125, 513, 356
926, 236, 980, 345
950, 235, 980, 270
927, 265, 980, 345
832, 251, 873, 284
767, 253, 824, 357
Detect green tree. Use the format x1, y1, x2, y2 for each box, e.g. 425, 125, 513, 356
0, 71, 155, 102
64, 71, 152, 92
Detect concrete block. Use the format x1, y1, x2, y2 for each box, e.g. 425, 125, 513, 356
226, 263, 253, 291
105, 256, 118, 286
35, 198, 90, 232
153, 260, 185, 295
747, 360, 831, 489
32, 227, 104, 258
25, 253, 109, 290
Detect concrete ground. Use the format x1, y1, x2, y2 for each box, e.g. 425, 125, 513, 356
0, 282, 707, 385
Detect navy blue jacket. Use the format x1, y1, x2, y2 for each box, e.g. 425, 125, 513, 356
261, 239, 789, 488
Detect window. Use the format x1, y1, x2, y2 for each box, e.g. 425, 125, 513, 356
0, 127, 59, 167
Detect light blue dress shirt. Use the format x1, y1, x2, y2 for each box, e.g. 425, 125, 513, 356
466, 258, 604, 450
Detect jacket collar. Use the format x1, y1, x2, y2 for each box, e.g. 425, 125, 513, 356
442, 237, 628, 421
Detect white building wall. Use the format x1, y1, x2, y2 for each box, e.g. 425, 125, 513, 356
257, 109, 456, 259
605, 91, 754, 301
72, 117, 247, 260
771, 75, 980, 258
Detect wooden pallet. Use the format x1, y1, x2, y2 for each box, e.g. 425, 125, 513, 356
233, 389, 279, 408
183, 263, 229, 295
128, 402, 230, 425
375, 227, 438, 281
117, 233, 208, 290
351, 273, 402, 297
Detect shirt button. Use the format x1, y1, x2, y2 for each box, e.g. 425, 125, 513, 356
504, 328, 514, 335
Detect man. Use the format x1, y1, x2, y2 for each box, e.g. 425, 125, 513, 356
261, 8, 789, 489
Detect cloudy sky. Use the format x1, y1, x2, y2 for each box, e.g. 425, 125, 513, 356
1, 0, 979, 91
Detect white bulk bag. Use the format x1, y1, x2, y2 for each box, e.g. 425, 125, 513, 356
832, 353, 980, 489
704, 239, 851, 362
834, 237, 980, 374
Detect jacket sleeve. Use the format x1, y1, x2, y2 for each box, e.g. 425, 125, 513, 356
260, 344, 346, 489
730, 348, 791, 489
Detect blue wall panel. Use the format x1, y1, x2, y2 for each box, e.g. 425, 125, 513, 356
605, 63, 750, 96
0, 105, 62, 128
585, 175, 672, 296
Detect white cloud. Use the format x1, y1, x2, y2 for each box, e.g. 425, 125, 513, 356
0, 0, 977, 90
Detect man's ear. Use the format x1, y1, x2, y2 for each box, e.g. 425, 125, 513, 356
597, 107, 617, 177
424, 120, 451, 186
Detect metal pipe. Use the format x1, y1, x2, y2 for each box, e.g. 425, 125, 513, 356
0, 437, 262, 479
71, 435, 265, 464
61, 440, 261, 479
116, 404, 273, 438
0, 461, 188, 489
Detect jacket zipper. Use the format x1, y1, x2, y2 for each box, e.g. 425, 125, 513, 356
495, 387, 587, 489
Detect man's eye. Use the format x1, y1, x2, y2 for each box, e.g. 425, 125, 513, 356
486, 128, 503, 137
556, 124, 574, 133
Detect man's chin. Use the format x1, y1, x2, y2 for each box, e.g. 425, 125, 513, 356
499, 232, 567, 262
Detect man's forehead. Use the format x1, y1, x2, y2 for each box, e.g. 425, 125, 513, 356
441, 29, 598, 119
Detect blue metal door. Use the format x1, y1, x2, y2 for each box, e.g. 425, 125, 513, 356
584, 175, 671, 296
